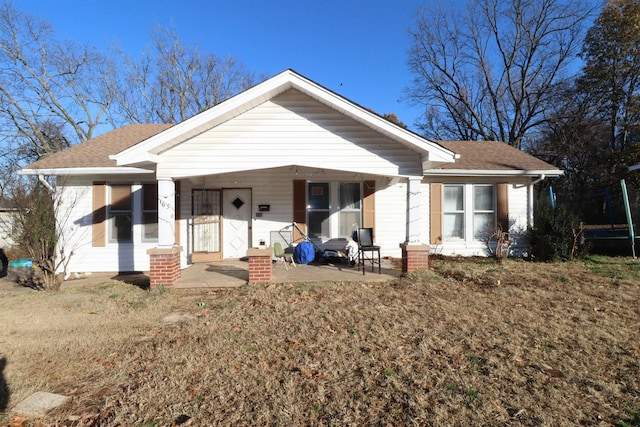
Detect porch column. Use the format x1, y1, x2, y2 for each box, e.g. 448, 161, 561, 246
407, 177, 422, 244
247, 247, 273, 283
402, 177, 430, 274
148, 177, 182, 288
157, 177, 176, 247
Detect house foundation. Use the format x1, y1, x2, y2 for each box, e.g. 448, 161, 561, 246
247, 247, 273, 283
400, 243, 430, 274
147, 246, 182, 287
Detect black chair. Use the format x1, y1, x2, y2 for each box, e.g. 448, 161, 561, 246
357, 228, 381, 275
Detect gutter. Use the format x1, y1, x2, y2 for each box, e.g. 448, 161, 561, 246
527, 174, 546, 228
38, 174, 55, 194
530, 173, 546, 185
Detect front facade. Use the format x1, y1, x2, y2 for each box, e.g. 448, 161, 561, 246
21, 70, 562, 276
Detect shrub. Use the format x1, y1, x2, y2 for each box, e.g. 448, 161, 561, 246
527, 202, 588, 261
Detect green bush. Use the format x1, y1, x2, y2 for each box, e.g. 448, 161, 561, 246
527, 202, 589, 261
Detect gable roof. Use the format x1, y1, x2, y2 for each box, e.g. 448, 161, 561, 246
20, 71, 562, 179
112, 69, 457, 169
427, 141, 563, 177
22, 124, 172, 175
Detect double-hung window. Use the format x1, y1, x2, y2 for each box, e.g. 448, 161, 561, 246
443, 185, 464, 239
109, 184, 132, 243
308, 182, 330, 238
473, 185, 495, 240
442, 184, 496, 242
339, 182, 361, 237
107, 183, 159, 244
142, 183, 158, 242
307, 182, 362, 239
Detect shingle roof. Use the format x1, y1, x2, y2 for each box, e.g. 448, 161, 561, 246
435, 140, 559, 171
23, 124, 173, 170
23, 125, 559, 174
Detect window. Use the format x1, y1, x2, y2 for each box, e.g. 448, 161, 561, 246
307, 182, 362, 239
473, 185, 495, 240
441, 184, 496, 242
109, 184, 132, 243
339, 182, 361, 237
443, 185, 464, 239
142, 183, 158, 241
308, 183, 330, 238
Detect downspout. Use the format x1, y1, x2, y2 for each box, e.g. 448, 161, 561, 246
527, 174, 545, 228
38, 174, 55, 194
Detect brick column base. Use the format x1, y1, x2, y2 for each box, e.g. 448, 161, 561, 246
400, 243, 431, 274
247, 247, 273, 283
147, 246, 182, 288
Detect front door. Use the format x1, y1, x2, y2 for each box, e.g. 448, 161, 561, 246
192, 189, 222, 262
222, 188, 252, 258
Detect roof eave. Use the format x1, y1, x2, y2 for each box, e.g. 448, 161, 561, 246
424, 169, 564, 177
19, 167, 155, 176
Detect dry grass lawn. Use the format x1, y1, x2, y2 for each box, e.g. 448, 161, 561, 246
0, 256, 639, 426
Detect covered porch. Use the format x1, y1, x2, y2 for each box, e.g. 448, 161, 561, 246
147, 165, 431, 287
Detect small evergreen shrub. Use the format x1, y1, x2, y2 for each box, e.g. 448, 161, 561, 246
527, 202, 588, 261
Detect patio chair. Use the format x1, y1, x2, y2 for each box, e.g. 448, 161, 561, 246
273, 242, 296, 270
357, 228, 380, 275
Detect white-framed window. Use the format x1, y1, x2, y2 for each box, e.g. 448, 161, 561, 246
443, 185, 464, 239
442, 184, 496, 242
339, 182, 361, 237
107, 183, 159, 244
142, 183, 158, 242
108, 184, 132, 243
308, 182, 330, 238
307, 182, 362, 239
473, 185, 495, 240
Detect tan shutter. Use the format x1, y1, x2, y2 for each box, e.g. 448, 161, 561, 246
174, 180, 181, 245
362, 180, 376, 231
497, 183, 509, 232
293, 180, 307, 242
92, 182, 106, 247
429, 183, 442, 245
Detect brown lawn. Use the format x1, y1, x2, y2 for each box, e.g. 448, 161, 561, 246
0, 256, 639, 426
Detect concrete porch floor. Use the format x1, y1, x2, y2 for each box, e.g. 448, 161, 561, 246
173, 257, 402, 288
56, 257, 403, 290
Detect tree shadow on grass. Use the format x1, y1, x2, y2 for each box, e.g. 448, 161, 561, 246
0, 357, 9, 412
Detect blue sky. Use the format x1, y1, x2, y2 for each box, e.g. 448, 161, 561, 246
17, 0, 430, 131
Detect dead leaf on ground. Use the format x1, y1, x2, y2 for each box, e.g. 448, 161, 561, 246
7, 416, 27, 427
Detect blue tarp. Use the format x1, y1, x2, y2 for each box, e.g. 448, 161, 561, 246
294, 241, 315, 264
9, 257, 33, 268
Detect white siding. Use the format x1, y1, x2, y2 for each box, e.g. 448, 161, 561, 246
424, 177, 532, 257
57, 176, 167, 275
0, 211, 16, 248
507, 182, 530, 255
375, 180, 413, 257
157, 89, 423, 179
58, 172, 534, 273
176, 169, 412, 261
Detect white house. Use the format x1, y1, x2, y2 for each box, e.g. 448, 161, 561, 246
20, 69, 562, 284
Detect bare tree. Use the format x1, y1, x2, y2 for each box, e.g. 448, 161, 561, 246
407, 0, 594, 148
0, 1, 111, 163
106, 24, 258, 125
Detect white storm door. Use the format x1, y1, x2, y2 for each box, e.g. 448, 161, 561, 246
222, 189, 251, 258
